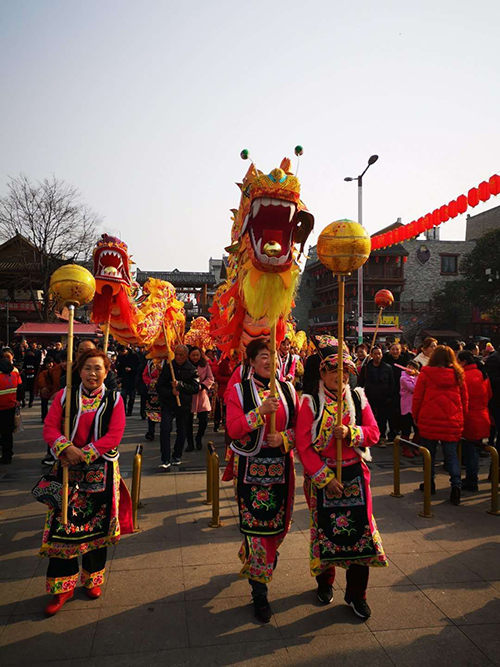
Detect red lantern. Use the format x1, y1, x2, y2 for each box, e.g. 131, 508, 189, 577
478, 181, 490, 202
457, 195, 468, 214
424, 213, 432, 230
403, 256, 408, 263
417, 217, 426, 233
489, 174, 500, 196
387, 231, 394, 246
448, 200, 458, 218
432, 209, 440, 226
375, 289, 394, 308
408, 221, 417, 239
439, 205, 449, 222
468, 187, 479, 207
375, 256, 380, 262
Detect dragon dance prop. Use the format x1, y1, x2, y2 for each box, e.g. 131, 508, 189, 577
371, 173, 500, 249
184, 317, 214, 351
91, 235, 185, 360
316, 219, 371, 482
49, 264, 96, 525
369, 289, 395, 355
210, 148, 314, 433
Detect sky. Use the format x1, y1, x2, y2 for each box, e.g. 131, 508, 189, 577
1, 0, 499, 273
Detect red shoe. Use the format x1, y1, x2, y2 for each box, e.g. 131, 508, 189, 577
45, 589, 74, 616
86, 586, 101, 599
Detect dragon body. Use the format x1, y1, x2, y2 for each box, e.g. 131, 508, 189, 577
210, 157, 314, 356
91, 234, 185, 359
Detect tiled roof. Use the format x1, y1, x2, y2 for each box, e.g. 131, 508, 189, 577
137, 270, 216, 286
15, 322, 101, 336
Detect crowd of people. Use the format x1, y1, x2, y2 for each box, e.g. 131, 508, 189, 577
1, 331, 499, 623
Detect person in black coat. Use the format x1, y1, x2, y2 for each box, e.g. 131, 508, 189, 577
156, 345, 199, 468
359, 346, 394, 445
382, 342, 410, 442
116, 346, 140, 416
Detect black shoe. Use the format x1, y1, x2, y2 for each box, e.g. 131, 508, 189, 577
185, 446, 194, 452
344, 593, 371, 619
127, 412, 133, 417
461, 479, 478, 492
419, 481, 436, 495
213, 426, 219, 433
450, 486, 461, 505
171, 458, 182, 466
196, 440, 202, 451
0, 457, 12, 465
253, 595, 272, 623
317, 585, 334, 604
141, 413, 146, 420
145, 433, 154, 441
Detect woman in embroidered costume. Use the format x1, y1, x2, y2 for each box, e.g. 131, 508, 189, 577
40, 349, 133, 616
225, 338, 298, 623
143, 358, 164, 441
296, 338, 388, 620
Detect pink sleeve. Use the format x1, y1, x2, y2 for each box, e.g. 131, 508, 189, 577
90, 394, 126, 456
203, 364, 214, 390
412, 373, 425, 423
226, 385, 264, 440
43, 389, 71, 457
359, 403, 380, 447
295, 397, 334, 485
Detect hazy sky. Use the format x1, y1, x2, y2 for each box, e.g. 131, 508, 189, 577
1, 0, 499, 272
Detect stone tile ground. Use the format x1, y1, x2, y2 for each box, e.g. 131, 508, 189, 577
1, 403, 499, 666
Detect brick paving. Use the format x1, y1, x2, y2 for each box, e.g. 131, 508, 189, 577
1, 403, 500, 666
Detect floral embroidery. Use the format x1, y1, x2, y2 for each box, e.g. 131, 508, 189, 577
81, 443, 100, 464
329, 511, 356, 536
251, 486, 277, 511
53, 435, 72, 458
311, 463, 335, 489
238, 536, 275, 583
46, 572, 79, 594
81, 568, 105, 588
81, 390, 105, 413
323, 476, 365, 507
240, 497, 285, 531
245, 408, 264, 431
281, 428, 295, 453
244, 456, 286, 485
348, 425, 364, 447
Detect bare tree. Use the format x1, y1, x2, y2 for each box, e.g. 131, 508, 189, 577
0, 174, 101, 320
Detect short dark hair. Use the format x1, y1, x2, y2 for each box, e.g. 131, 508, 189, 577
246, 338, 269, 361
356, 343, 368, 352
464, 342, 478, 352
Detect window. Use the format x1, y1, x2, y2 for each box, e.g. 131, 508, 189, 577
440, 254, 458, 275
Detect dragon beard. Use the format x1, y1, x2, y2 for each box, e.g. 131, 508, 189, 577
240, 262, 299, 327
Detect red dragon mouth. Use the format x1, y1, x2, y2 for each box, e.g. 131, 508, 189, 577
242, 197, 297, 270
93, 238, 131, 288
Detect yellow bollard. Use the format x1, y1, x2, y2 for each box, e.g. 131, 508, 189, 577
131, 451, 142, 531
418, 446, 434, 518
208, 449, 222, 528
204, 443, 213, 505
485, 445, 500, 516
390, 436, 404, 498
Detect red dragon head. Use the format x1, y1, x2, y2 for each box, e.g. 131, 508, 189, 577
93, 234, 132, 295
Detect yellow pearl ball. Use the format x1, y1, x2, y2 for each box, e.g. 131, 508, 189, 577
317, 219, 371, 275
50, 264, 96, 307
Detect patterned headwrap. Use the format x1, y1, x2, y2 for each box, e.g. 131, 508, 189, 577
319, 353, 357, 375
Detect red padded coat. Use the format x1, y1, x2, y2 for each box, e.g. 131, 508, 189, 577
462, 364, 492, 441
412, 366, 468, 442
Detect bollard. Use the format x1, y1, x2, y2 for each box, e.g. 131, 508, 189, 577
204, 443, 213, 505
485, 445, 500, 516
131, 450, 142, 531
208, 448, 222, 528
390, 436, 404, 498
457, 440, 462, 467
418, 446, 434, 518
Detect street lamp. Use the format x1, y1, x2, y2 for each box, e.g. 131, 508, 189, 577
344, 154, 379, 344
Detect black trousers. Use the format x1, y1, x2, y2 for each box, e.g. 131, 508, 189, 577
140, 393, 147, 419
187, 411, 209, 448
41, 398, 49, 422
160, 405, 189, 463
317, 564, 370, 599
0, 407, 15, 460
47, 547, 107, 590
121, 384, 136, 414
369, 399, 389, 440
214, 398, 225, 429
25, 379, 35, 407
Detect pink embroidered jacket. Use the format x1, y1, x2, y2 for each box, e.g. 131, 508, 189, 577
295, 383, 379, 489
43, 386, 126, 462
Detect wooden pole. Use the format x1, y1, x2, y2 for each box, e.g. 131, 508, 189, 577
368, 307, 383, 356
162, 322, 181, 407
103, 317, 111, 354
336, 276, 345, 484
62, 304, 75, 525
269, 321, 277, 434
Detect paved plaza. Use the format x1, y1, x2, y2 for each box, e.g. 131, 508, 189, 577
1, 404, 500, 667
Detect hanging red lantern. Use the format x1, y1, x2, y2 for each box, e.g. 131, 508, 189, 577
424, 213, 432, 230
385, 256, 389, 263
375, 256, 380, 262
387, 231, 394, 246
478, 181, 490, 202
439, 205, 449, 222
457, 195, 468, 214
489, 174, 500, 196
468, 187, 479, 207
417, 217, 426, 233
395, 256, 400, 264
408, 221, 417, 239
403, 256, 408, 263
432, 209, 440, 226
448, 200, 458, 218
375, 289, 394, 308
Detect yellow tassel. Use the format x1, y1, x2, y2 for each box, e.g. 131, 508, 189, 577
241, 268, 299, 324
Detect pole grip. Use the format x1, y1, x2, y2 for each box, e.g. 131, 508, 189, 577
391, 436, 403, 498
103, 318, 111, 354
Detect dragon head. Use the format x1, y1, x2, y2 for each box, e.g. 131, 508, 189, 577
230, 157, 314, 272
93, 234, 132, 295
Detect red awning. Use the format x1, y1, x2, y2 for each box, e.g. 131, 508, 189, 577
357, 326, 402, 334
15, 322, 102, 336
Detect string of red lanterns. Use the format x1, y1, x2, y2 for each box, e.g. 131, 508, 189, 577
371, 174, 500, 250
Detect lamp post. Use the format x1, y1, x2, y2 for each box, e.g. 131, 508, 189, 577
4, 295, 10, 345
345, 154, 379, 344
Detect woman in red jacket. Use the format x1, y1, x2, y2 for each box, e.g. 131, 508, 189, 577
457, 351, 492, 491
412, 345, 468, 505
